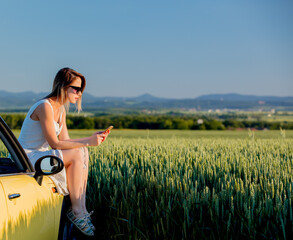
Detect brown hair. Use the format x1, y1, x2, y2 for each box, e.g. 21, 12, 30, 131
45, 67, 86, 112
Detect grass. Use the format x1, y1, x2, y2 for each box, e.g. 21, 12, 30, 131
12, 129, 293, 140
6, 129, 293, 239
71, 129, 293, 140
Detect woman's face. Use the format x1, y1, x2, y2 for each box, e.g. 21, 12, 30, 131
67, 77, 82, 104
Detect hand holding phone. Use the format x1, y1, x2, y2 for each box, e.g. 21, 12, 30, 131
103, 125, 113, 134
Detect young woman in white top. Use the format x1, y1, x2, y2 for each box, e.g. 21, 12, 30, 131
18, 67, 108, 236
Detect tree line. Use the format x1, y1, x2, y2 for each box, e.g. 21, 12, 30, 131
1, 114, 293, 130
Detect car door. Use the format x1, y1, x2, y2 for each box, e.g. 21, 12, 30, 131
0, 117, 63, 240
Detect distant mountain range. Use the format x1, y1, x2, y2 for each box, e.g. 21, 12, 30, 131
0, 90, 292, 111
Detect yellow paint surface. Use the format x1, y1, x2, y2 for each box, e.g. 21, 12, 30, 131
0, 182, 8, 239
0, 175, 63, 240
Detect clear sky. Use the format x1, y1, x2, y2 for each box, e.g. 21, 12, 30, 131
0, 0, 292, 98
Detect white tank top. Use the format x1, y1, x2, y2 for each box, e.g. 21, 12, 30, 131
18, 99, 63, 151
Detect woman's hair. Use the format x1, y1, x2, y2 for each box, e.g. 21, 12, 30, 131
45, 67, 86, 112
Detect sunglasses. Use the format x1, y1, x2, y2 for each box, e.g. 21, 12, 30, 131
69, 86, 82, 94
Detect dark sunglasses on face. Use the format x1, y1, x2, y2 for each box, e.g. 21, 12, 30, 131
69, 86, 82, 94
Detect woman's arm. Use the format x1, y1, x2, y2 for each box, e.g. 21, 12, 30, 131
36, 103, 105, 150
58, 110, 109, 146
58, 109, 70, 141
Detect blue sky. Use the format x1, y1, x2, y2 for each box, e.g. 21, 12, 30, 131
0, 0, 292, 98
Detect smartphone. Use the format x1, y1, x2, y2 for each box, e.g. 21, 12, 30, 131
103, 125, 113, 133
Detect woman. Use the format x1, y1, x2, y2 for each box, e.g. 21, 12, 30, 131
18, 67, 107, 236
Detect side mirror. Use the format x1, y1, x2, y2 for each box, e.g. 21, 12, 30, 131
34, 155, 64, 186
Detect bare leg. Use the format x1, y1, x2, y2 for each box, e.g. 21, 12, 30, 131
62, 148, 86, 218
80, 147, 96, 230
81, 147, 89, 214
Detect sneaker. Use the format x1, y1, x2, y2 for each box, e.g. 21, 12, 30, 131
85, 211, 96, 231
67, 208, 94, 236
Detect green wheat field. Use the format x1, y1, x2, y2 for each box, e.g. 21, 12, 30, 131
6, 130, 293, 239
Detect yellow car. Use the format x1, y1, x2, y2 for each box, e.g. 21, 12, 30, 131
0, 117, 78, 240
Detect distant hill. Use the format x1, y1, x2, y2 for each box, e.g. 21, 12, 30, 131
197, 93, 293, 103
0, 90, 292, 111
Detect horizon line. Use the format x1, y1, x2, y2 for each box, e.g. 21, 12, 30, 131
0, 89, 293, 99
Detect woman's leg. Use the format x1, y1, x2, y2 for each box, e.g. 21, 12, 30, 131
62, 148, 86, 218
81, 147, 89, 214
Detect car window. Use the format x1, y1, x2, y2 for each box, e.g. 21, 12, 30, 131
0, 132, 26, 175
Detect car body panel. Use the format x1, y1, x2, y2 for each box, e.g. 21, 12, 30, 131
0, 174, 63, 240
0, 181, 8, 239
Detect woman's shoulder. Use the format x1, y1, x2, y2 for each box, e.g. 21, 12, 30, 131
26, 99, 53, 122
32, 99, 54, 114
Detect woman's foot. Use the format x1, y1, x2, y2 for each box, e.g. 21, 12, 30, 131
85, 211, 96, 230
67, 208, 94, 236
